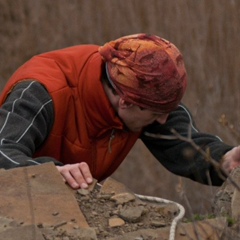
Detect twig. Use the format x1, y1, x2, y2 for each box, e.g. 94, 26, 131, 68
144, 128, 240, 192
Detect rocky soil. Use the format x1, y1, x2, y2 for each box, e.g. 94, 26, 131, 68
47, 174, 240, 240
75, 180, 179, 240
1, 164, 240, 240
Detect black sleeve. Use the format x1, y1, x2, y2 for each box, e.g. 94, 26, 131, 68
0, 80, 63, 169
140, 104, 232, 186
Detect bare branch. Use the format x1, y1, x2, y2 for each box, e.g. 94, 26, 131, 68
144, 128, 240, 191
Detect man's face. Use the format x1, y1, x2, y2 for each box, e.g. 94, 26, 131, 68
118, 103, 169, 132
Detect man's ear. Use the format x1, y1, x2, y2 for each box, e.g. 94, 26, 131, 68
119, 98, 133, 109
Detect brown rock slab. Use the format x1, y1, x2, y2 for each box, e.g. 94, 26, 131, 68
232, 188, 240, 219
100, 177, 136, 195
0, 225, 44, 240
214, 167, 240, 219
0, 163, 90, 233
41, 227, 97, 240
107, 217, 227, 240
231, 168, 240, 219
0, 216, 20, 233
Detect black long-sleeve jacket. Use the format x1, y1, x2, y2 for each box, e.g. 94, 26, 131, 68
0, 81, 232, 186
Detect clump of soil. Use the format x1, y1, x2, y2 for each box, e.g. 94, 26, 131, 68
75, 183, 179, 240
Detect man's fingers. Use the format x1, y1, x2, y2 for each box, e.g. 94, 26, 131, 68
56, 163, 93, 189
78, 162, 93, 184
70, 163, 90, 189
60, 168, 80, 189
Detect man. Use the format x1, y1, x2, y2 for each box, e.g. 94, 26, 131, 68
0, 33, 239, 189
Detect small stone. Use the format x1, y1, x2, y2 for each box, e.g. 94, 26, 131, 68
37, 223, 43, 228
119, 206, 144, 223
87, 178, 98, 192
179, 229, 187, 236
92, 211, 98, 216
108, 217, 125, 227
110, 192, 136, 204
77, 188, 90, 195
111, 210, 119, 215
52, 212, 59, 216
163, 203, 179, 216
150, 219, 167, 227
104, 211, 110, 218
98, 193, 113, 200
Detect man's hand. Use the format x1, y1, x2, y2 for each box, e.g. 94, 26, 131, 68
222, 146, 240, 173
56, 162, 93, 189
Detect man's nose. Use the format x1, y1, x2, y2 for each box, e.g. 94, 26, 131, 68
156, 114, 169, 124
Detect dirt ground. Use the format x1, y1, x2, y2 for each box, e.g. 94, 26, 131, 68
38, 179, 180, 240
40, 178, 240, 240
39, 180, 240, 240
75, 183, 177, 240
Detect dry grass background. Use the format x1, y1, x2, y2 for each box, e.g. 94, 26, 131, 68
1, 0, 240, 216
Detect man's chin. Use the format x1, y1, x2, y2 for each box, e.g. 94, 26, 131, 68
129, 127, 143, 133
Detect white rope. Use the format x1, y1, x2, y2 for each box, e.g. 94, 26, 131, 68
135, 194, 185, 240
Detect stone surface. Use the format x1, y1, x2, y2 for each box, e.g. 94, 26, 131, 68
0, 225, 44, 240
0, 166, 238, 239
107, 217, 227, 240
231, 168, 240, 220
100, 177, 136, 196
0, 163, 92, 235
213, 167, 240, 219
0, 216, 20, 233
110, 192, 136, 204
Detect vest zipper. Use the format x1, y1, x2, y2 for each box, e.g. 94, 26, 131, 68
108, 129, 115, 153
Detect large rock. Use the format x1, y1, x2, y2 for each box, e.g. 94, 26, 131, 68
213, 167, 240, 219
0, 163, 97, 239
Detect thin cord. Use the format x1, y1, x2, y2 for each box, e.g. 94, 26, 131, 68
135, 193, 185, 240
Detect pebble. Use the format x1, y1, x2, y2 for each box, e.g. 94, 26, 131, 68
150, 219, 167, 227
108, 217, 125, 227
110, 192, 136, 204
119, 206, 144, 223
92, 211, 98, 216
98, 193, 113, 200
77, 189, 90, 196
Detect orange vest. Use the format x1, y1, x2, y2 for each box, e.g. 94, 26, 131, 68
0, 45, 140, 181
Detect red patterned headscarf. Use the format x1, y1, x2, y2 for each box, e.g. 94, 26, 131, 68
98, 33, 187, 113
